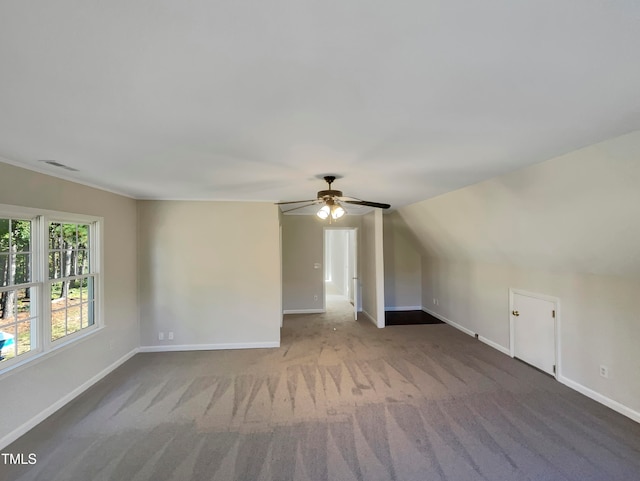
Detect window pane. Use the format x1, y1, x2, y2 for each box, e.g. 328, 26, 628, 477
61, 250, 72, 278
68, 279, 81, 308
49, 223, 62, 250
78, 224, 89, 250
0, 317, 14, 331
12, 220, 31, 252
0, 253, 8, 287
0, 324, 17, 362
82, 301, 95, 327
80, 277, 95, 303
14, 218, 97, 348
14, 253, 30, 284
51, 281, 64, 303
0, 289, 17, 319
51, 308, 66, 341
16, 320, 32, 356
16, 288, 33, 319
62, 224, 77, 249
76, 250, 89, 275
67, 304, 81, 335
0, 219, 9, 252
49, 252, 61, 279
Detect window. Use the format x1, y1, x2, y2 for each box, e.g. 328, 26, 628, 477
0, 206, 101, 372
49, 222, 95, 341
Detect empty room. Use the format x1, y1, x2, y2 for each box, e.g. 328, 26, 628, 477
1, 1, 639, 480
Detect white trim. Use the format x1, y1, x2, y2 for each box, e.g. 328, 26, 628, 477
509, 288, 559, 303
478, 335, 511, 356
558, 375, 640, 424
283, 309, 325, 314
374, 210, 385, 328
0, 347, 139, 450
422, 307, 475, 337
139, 342, 279, 353
384, 305, 423, 312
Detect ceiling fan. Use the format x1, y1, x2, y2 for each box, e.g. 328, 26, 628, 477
276, 175, 391, 221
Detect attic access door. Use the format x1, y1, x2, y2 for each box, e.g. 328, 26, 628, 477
510, 289, 559, 377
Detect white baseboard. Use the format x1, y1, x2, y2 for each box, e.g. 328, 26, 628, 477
0, 348, 139, 450
558, 375, 640, 424
139, 341, 280, 353
283, 309, 325, 314
422, 307, 475, 336
421, 307, 510, 355
384, 305, 423, 311
478, 336, 510, 356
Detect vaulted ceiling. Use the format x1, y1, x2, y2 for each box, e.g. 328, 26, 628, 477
0, 1, 639, 206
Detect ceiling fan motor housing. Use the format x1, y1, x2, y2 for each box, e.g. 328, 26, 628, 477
317, 189, 342, 200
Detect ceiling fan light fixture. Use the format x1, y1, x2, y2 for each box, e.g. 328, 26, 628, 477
317, 205, 330, 219
278, 174, 390, 216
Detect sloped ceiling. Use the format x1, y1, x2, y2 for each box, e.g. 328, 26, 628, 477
0, 1, 639, 205
396, 131, 640, 278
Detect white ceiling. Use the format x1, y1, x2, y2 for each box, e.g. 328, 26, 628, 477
0, 1, 639, 209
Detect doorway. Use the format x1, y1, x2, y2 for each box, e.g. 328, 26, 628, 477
324, 228, 358, 318
510, 289, 559, 377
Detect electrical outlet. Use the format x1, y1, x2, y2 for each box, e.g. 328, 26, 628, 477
433, 298, 436, 305
168, 331, 174, 341
314, 294, 318, 301
600, 365, 609, 378
158, 332, 164, 341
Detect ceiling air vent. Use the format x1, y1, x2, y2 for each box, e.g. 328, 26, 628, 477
39, 160, 79, 172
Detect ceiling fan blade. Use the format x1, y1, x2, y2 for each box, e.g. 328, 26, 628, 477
281, 202, 320, 213
343, 200, 391, 209
275, 199, 317, 205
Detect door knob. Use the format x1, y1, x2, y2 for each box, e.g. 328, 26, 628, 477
512, 310, 520, 317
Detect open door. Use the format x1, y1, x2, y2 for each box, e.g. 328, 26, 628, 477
324, 227, 359, 319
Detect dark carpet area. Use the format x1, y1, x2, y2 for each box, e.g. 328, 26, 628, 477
385, 310, 444, 326
3, 297, 640, 481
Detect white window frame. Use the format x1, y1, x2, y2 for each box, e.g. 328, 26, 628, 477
0, 204, 103, 375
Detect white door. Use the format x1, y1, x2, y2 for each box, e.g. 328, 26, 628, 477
511, 291, 557, 376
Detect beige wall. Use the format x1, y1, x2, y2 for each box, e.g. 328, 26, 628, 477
398, 131, 640, 419
383, 212, 422, 309
137, 201, 281, 348
0, 160, 138, 444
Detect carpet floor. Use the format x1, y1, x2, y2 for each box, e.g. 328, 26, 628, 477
3, 296, 640, 481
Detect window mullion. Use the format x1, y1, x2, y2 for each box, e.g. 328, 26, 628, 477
39, 216, 51, 351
